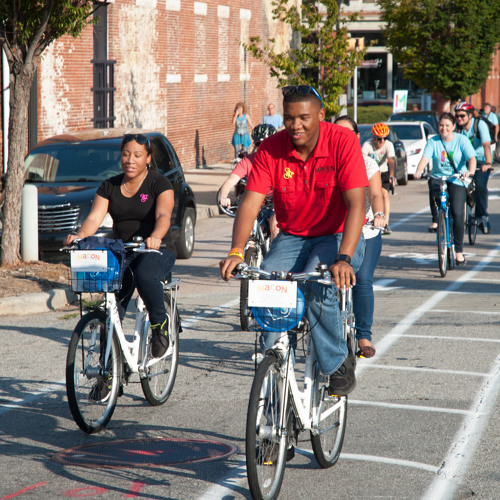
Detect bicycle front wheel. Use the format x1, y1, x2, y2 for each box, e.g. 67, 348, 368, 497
66, 310, 121, 433
467, 205, 477, 245
437, 210, 447, 277
310, 371, 347, 468
246, 355, 288, 500
240, 246, 258, 331
141, 292, 180, 405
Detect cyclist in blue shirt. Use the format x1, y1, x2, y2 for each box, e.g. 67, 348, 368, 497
415, 112, 476, 266
455, 102, 493, 234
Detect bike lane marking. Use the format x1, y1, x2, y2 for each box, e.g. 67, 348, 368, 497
356, 243, 500, 499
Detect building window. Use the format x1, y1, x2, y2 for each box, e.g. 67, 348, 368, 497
91, 59, 116, 128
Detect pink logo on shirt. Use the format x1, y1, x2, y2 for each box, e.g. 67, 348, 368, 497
140, 194, 148, 203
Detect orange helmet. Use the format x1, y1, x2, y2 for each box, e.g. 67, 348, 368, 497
371, 122, 390, 138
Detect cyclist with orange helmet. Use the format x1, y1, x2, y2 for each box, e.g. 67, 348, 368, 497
361, 122, 395, 233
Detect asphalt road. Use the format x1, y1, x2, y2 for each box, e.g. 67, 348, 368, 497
1, 174, 499, 500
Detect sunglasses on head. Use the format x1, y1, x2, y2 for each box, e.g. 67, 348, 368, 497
282, 85, 324, 108
122, 134, 151, 147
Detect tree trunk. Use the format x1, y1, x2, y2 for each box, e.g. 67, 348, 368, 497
1, 66, 36, 266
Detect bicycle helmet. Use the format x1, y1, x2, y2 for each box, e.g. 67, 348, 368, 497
454, 101, 474, 113
251, 124, 277, 145
371, 122, 390, 138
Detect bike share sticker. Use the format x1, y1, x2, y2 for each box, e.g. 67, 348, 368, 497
70, 250, 108, 272
247, 280, 297, 308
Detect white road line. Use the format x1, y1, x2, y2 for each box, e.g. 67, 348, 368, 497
422, 352, 500, 500
394, 334, 500, 343
350, 399, 472, 415
297, 448, 439, 473
368, 364, 489, 377
430, 309, 500, 315
181, 298, 239, 328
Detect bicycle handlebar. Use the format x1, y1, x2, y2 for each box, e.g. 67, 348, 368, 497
60, 237, 161, 254
234, 262, 334, 285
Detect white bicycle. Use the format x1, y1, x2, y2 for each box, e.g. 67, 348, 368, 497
235, 263, 356, 500
64, 238, 181, 434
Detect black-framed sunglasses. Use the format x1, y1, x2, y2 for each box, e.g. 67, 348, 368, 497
456, 114, 468, 119
282, 85, 324, 108
374, 137, 387, 141
122, 133, 151, 147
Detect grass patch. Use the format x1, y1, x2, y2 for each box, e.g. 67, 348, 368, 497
348, 105, 394, 124
58, 312, 79, 320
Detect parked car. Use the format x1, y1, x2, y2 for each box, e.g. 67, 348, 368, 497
385, 121, 436, 177
24, 129, 197, 261
359, 124, 409, 185
388, 110, 440, 134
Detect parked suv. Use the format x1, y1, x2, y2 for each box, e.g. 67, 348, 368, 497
24, 129, 197, 261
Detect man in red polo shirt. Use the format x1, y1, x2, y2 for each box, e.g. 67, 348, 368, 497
220, 86, 368, 395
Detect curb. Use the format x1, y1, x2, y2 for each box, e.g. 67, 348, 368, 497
196, 203, 221, 221
0, 288, 77, 316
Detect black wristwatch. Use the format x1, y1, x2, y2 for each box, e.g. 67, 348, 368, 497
335, 254, 352, 265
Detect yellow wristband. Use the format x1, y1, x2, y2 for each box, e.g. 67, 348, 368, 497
228, 251, 244, 260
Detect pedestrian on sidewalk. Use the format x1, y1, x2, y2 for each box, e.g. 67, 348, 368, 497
261, 103, 284, 130
231, 102, 254, 161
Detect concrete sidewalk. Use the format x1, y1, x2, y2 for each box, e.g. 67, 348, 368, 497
184, 163, 232, 221
0, 163, 233, 316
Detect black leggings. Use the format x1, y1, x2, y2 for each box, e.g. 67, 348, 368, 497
428, 178, 467, 253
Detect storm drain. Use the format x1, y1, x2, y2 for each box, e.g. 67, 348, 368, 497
53, 438, 239, 468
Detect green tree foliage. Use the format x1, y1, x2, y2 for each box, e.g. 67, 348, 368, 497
243, 0, 365, 117
0, 1, 96, 265
377, 0, 500, 101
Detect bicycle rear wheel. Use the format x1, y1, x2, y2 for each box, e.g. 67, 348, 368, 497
437, 210, 447, 277
246, 355, 288, 500
141, 291, 180, 405
310, 371, 347, 468
467, 205, 477, 245
66, 310, 121, 433
240, 246, 258, 331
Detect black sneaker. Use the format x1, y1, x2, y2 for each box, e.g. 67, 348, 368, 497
151, 318, 169, 358
89, 377, 111, 402
328, 352, 356, 396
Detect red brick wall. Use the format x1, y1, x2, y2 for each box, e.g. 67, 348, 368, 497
28, 0, 284, 170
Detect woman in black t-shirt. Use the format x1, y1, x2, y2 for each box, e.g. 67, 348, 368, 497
65, 134, 175, 358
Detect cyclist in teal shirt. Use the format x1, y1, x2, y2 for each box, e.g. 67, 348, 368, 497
415, 112, 476, 266
455, 102, 493, 234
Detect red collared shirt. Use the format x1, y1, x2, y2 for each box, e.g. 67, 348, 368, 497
246, 121, 368, 236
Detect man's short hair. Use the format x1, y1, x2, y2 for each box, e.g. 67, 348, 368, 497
283, 92, 321, 108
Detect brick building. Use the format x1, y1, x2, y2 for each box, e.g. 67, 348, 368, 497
1, 0, 293, 172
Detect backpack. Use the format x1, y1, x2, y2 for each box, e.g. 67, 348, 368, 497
473, 116, 496, 145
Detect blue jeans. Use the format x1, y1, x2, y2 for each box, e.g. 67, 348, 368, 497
117, 248, 176, 324
474, 166, 490, 219
260, 232, 365, 376
353, 233, 382, 342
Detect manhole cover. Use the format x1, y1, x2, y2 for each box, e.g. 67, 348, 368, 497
53, 438, 239, 468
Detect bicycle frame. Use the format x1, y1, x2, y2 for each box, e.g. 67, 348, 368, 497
437, 177, 453, 251
262, 287, 352, 436
98, 278, 180, 380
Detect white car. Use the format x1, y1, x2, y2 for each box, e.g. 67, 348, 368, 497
384, 121, 436, 177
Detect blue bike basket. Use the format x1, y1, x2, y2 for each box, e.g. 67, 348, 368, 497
251, 287, 306, 332
71, 237, 125, 293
